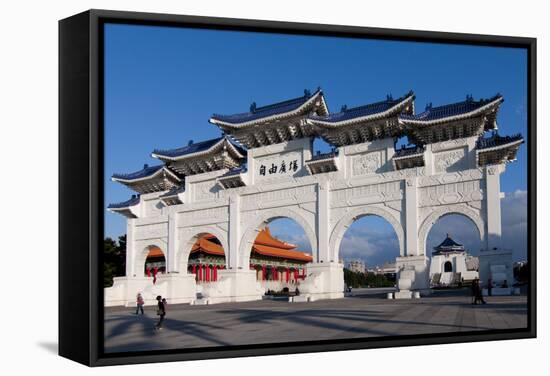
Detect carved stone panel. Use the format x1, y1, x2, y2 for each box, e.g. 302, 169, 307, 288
179, 206, 229, 227
352, 151, 382, 177
241, 185, 317, 211
418, 168, 483, 187
193, 180, 220, 202
431, 138, 469, 152
434, 147, 467, 173
419, 180, 484, 207
331, 181, 403, 208
134, 222, 168, 241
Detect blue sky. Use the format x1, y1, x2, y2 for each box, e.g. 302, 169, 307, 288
104, 23, 528, 265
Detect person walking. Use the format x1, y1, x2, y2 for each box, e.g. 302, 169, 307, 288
135, 293, 144, 315
472, 278, 486, 305
155, 295, 166, 330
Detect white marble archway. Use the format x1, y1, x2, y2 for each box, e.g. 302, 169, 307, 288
329, 205, 405, 263
238, 207, 318, 269
176, 225, 229, 273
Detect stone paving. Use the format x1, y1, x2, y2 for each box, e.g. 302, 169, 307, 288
104, 288, 528, 353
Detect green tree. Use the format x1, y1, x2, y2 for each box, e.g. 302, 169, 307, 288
344, 268, 395, 288
103, 236, 127, 288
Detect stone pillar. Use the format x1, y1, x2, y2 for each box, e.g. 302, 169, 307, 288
405, 177, 419, 256
228, 195, 240, 269
167, 212, 178, 272
125, 218, 136, 277
317, 180, 330, 262
424, 146, 435, 175
485, 165, 503, 251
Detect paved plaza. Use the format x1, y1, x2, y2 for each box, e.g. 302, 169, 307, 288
104, 288, 527, 353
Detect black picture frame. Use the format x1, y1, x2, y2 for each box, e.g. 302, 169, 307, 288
59, 9, 537, 367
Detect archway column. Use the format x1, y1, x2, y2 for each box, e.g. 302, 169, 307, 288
485, 165, 503, 251
167, 213, 178, 272
125, 218, 136, 277
228, 195, 240, 269
405, 177, 419, 256
317, 180, 331, 262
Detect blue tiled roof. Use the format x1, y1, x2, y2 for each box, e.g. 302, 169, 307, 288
433, 235, 464, 253
221, 165, 247, 177
401, 94, 502, 122
160, 184, 185, 198
309, 92, 413, 123
211, 89, 322, 124
112, 164, 164, 180
108, 195, 140, 209
476, 133, 523, 150
307, 150, 338, 162
153, 138, 223, 158
394, 145, 424, 158
153, 137, 246, 158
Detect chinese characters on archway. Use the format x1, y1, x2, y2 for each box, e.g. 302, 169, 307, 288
259, 159, 299, 176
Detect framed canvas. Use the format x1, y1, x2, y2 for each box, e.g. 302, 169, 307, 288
59, 9, 536, 366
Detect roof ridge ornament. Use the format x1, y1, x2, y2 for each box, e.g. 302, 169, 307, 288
425, 102, 432, 111
304, 89, 311, 97
188, 139, 194, 146
250, 102, 257, 113
340, 104, 347, 112
386, 94, 393, 101
466, 94, 474, 102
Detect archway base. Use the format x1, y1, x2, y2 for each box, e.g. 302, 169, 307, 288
104, 274, 197, 307
198, 269, 264, 304
395, 255, 430, 298
479, 248, 514, 296
298, 262, 345, 301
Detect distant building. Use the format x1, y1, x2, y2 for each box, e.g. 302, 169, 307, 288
347, 260, 366, 273
429, 234, 479, 287
370, 262, 397, 278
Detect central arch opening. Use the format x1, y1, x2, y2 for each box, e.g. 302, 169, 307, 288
339, 215, 399, 290
187, 234, 226, 284
249, 218, 313, 296
426, 214, 482, 288
143, 245, 166, 283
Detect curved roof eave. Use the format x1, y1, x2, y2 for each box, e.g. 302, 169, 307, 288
209, 90, 327, 129
112, 166, 180, 184
399, 96, 503, 127
152, 137, 246, 162
307, 94, 414, 128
